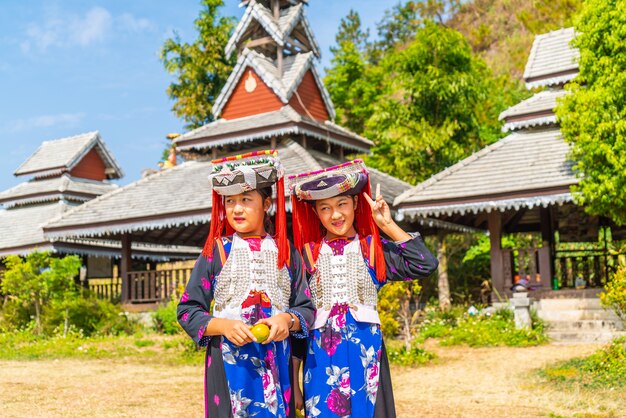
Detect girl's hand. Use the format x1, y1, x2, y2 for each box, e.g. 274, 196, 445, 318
221, 319, 256, 346
362, 183, 411, 242
363, 183, 393, 229
255, 313, 291, 344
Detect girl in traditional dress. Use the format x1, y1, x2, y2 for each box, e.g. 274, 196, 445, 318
288, 160, 438, 418
178, 150, 314, 418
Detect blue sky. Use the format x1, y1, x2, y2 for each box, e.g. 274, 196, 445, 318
0, 0, 394, 192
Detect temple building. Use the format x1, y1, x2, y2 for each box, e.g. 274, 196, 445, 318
394, 28, 625, 341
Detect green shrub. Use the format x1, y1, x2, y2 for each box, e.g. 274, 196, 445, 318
154, 298, 182, 335
0, 297, 32, 331
387, 345, 436, 367
42, 297, 139, 336
600, 264, 626, 322
416, 305, 547, 347
540, 337, 626, 389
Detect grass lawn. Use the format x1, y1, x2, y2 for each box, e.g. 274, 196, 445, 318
0, 334, 624, 417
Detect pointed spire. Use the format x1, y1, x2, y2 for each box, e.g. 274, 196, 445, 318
225, 0, 320, 60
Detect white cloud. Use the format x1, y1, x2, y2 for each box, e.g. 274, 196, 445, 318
118, 13, 154, 32
20, 7, 153, 53
69, 7, 112, 46
8, 113, 85, 133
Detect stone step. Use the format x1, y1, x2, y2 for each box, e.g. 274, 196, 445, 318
537, 298, 604, 310
547, 319, 624, 332
539, 309, 621, 321
547, 331, 619, 344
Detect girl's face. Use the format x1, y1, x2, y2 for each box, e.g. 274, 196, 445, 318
224, 190, 271, 237
314, 195, 357, 239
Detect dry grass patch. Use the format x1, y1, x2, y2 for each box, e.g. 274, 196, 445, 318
1, 341, 624, 417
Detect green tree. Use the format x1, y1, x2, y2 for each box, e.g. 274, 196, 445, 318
1, 252, 81, 334
366, 21, 502, 184
324, 10, 376, 133
160, 0, 235, 130
556, 0, 626, 226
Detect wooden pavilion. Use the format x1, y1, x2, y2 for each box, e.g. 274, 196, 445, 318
0, 132, 200, 297
394, 28, 626, 300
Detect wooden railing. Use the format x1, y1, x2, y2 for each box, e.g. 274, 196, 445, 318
502, 247, 622, 290
126, 268, 193, 304
554, 250, 617, 289
88, 278, 121, 302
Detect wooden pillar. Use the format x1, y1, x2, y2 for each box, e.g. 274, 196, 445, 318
488, 211, 505, 300
539, 206, 554, 289
272, 0, 283, 77
339, 146, 345, 161
120, 234, 132, 303
271, 136, 277, 150
211, 147, 217, 160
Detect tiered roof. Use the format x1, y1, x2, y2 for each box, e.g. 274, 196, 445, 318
44, 140, 325, 245
0, 175, 117, 208
524, 27, 578, 89
394, 28, 579, 227
212, 49, 334, 119
14, 131, 123, 180
225, 1, 320, 59
499, 89, 568, 132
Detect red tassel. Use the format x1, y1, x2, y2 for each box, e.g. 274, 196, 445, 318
354, 184, 387, 283
274, 178, 290, 268
291, 191, 324, 261
202, 190, 225, 259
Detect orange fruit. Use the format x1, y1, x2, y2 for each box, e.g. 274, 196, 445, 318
250, 323, 270, 343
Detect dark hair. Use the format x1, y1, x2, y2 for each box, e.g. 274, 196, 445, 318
257, 187, 274, 235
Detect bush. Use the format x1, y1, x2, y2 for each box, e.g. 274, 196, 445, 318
416, 305, 547, 347
540, 337, 626, 389
0, 297, 32, 332
154, 298, 182, 335
600, 264, 626, 322
387, 345, 436, 367
41, 297, 139, 336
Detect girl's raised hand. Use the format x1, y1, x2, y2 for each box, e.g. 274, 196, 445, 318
363, 183, 392, 229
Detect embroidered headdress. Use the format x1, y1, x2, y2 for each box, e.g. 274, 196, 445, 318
288, 160, 386, 282
202, 150, 289, 268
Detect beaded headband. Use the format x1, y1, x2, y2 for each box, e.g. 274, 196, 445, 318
288, 159, 369, 201
209, 150, 284, 196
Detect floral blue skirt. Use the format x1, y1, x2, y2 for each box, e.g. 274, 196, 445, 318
303, 303, 385, 418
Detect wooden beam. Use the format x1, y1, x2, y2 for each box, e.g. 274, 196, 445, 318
245, 36, 274, 49
539, 206, 554, 289
503, 208, 527, 233
286, 35, 310, 52
488, 211, 505, 299
120, 234, 132, 303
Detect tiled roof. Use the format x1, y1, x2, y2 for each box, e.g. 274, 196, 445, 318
0, 175, 118, 208
499, 89, 568, 132
44, 140, 323, 239
524, 28, 578, 88
177, 105, 371, 152
0, 202, 199, 259
0, 202, 71, 255
14, 131, 124, 179
225, 1, 320, 58
212, 49, 335, 120
394, 128, 576, 216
